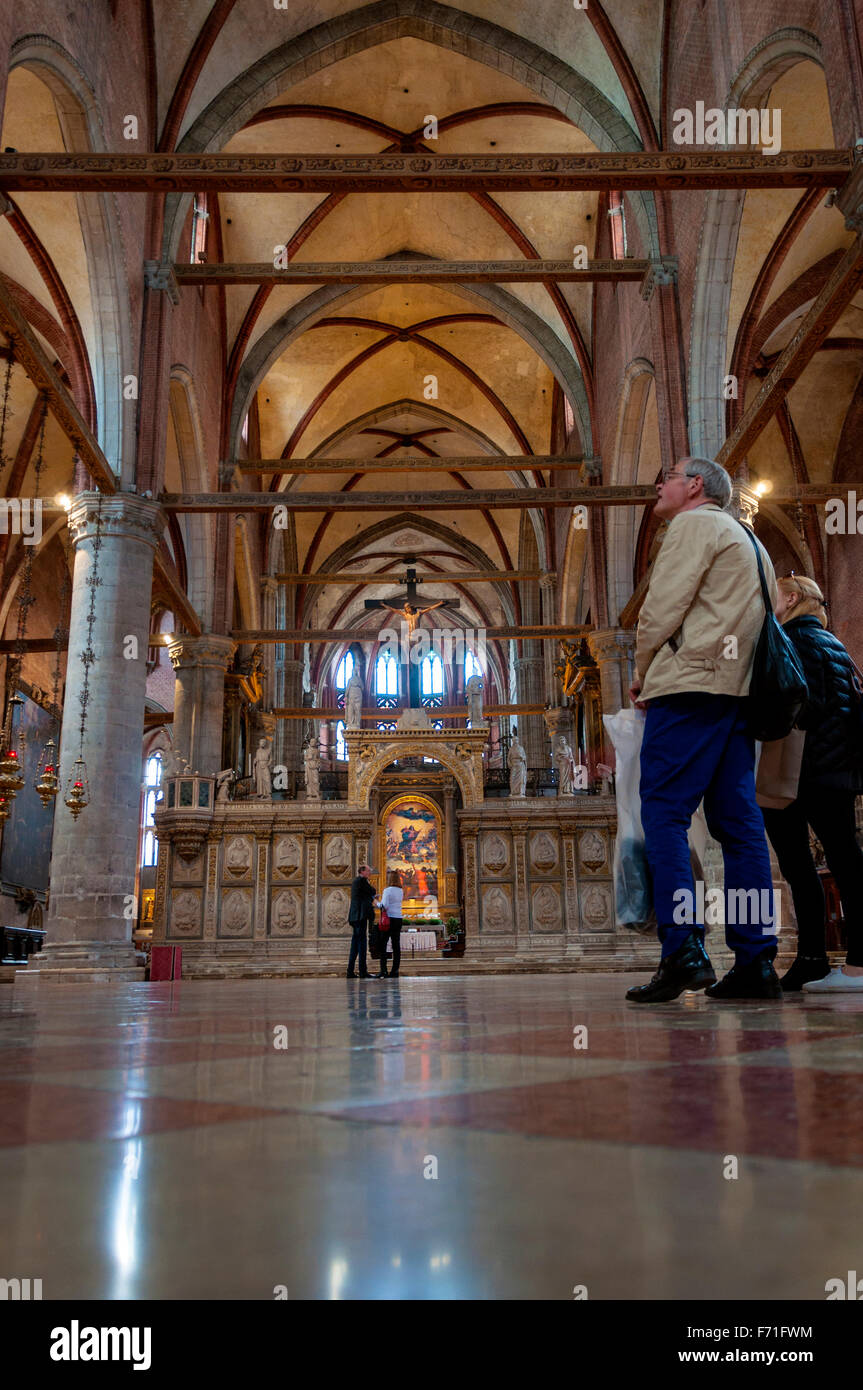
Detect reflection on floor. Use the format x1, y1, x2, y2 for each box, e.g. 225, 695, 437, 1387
1, 974, 862, 1300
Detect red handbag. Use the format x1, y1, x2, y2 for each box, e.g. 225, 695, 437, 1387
379, 907, 390, 930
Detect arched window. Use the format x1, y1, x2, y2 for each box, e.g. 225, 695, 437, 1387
190, 193, 209, 263
335, 650, 354, 691
465, 649, 484, 684
335, 720, 347, 761
141, 752, 162, 867
375, 650, 399, 697
420, 651, 444, 697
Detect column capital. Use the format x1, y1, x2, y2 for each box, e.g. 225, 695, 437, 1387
143, 259, 180, 305
640, 255, 678, 302
728, 481, 760, 527
68, 492, 165, 550
260, 575, 279, 597
539, 572, 557, 593
588, 627, 637, 665
168, 632, 236, 671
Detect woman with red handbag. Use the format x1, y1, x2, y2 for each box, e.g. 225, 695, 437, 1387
375, 870, 404, 978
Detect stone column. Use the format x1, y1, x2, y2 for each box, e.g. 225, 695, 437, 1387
516, 652, 545, 769
539, 573, 558, 704
36, 494, 165, 977
169, 634, 236, 776
280, 659, 304, 773
588, 629, 637, 723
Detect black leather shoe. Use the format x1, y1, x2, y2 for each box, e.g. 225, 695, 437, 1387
780, 955, 830, 992
706, 954, 782, 1000
626, 932, 716, 1003
346, 972, 357, 979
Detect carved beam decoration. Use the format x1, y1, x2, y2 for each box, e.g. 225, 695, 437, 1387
162, 483, 833, 513
274, 570, 544, 584
0, 150, 851, 193
717, 236, 863, 471
272, 704, 549, 719
175, 259, 648, 285
234, 454, 588, 475
162, 486, 660, 512
226, 625, 591, 644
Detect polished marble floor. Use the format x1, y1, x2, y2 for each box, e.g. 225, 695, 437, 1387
1, 973, 862, 1300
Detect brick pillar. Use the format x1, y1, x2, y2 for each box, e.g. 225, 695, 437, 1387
168, 635, 236, 775
642, 258, 689, 471
36, 494, 165, 978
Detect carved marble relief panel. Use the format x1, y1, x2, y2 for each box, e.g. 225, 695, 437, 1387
219, 887, 254, 938
223, 834, 254, 882
170, 888, 203, 938
578, 829, 608, 874
480, 831, 511, 878
480, 883, 513, 934
529, 830, 560, 875
321, 886, 351, 936
579, 883, 614, 932
172, 849, 205, 883
270, 888, 303, 937
322, 833, 352, 880
531, 883, 564, 934
272, 834, 302, 880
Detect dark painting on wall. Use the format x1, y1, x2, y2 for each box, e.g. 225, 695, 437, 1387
0, 692, 56, 895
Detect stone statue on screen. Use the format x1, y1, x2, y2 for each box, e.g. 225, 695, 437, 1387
215, 768, 236, 803
304, 740, 321, 800
345, 670, 364, 729
253, 738, 272, 798
555, 734, 578, 797
465, 673, 484, 725
508, 731, 528, 798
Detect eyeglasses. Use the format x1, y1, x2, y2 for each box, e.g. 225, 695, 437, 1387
660, 469, 690, 483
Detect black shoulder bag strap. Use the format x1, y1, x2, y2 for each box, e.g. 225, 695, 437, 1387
736, 520, 773, 614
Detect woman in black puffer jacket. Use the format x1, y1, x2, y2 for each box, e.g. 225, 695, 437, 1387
760, 575, 863, 992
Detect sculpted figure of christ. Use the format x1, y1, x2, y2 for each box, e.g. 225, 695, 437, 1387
379, 599, 447, 635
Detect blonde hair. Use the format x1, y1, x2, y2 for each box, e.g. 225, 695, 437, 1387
778, 574, 828, 628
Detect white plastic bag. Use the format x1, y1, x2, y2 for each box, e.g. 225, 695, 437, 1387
603, 709, 652, 927
603, 708, 719, 930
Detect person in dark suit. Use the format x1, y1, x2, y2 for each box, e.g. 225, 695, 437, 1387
346, 864, 376, 979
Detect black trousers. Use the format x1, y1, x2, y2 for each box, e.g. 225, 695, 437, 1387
762, 788, 863, 965
347, 920, 369, 976
384, 919, 402, 976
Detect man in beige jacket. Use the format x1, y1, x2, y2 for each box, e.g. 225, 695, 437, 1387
626, 457, 781, 1003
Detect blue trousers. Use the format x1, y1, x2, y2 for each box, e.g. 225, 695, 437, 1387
640, 693, 777, 963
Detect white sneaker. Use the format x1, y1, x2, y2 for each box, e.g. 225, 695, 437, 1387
802, 967, 863, 993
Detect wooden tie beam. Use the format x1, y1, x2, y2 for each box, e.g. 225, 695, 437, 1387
227, 625, 589, 644
162, 482, 839, 513
275, 570, 543, 584
0, 150, 851, 193
163, 486, 658, 512
235, 454, 586, 475
176, 259, 647, 285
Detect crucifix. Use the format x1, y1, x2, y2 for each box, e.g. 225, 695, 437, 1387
364, 556, 460, 706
